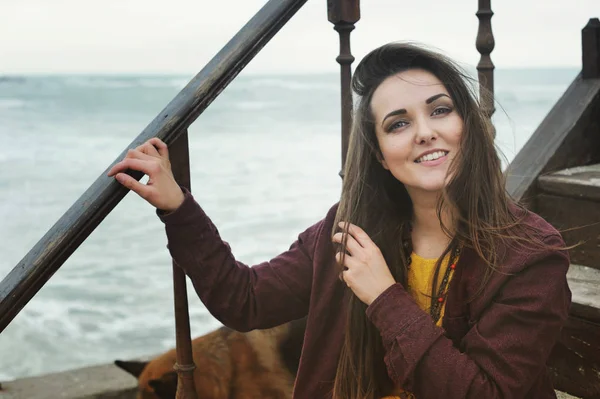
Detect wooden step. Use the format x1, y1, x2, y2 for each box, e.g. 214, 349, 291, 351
548, 264, 600, 398
536, 164, 600, 269
538, 164, 600, 201
549, 315, 600, 398
567, 264, 600, 323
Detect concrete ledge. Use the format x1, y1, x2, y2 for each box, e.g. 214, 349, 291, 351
1, 363, 137, 399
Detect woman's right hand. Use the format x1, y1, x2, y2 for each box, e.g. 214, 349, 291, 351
107, 138, 185, 212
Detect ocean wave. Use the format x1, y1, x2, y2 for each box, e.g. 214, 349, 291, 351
243, 78, 338, 91
231, 100, 276, 111
137, 78, 188, 89
0, 76, 26, 84
64, 77, 134, 88
0, 99, 26, 109
63, 76, 188, 90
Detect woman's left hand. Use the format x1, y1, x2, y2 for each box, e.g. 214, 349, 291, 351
332, 222, 397, 306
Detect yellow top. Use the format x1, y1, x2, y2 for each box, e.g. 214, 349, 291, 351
407, 251, 456, 327
381, 251, 458, 399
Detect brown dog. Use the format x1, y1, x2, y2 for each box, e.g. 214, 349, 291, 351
115, 318, 306, 399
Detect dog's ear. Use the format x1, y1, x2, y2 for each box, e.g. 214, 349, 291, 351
148, 372, 178, 399
114, 360, 149, 378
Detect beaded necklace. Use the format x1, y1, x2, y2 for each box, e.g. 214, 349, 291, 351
405, 243, 460, 323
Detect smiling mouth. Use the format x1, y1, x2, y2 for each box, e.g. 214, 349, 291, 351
415, 151, 449, 163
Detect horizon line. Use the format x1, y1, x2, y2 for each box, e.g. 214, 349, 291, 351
0, 65, 582, 78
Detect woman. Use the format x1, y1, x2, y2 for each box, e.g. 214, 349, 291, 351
108, 43, 571, 399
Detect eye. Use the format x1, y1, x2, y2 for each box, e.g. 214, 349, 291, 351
432, 106, 452, 116
388, 120, 409, 132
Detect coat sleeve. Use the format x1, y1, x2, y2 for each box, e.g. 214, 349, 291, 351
366, 234, 571, 398
158, 189, 327, 331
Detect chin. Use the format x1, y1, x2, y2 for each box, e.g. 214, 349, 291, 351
402, 182, 447, 195
415, 176, 449, 191
414, 176, 448, 191
420, 184, 447, 193
392, 172, 449, 193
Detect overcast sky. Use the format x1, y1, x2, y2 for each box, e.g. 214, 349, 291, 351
0, 0, 598, 75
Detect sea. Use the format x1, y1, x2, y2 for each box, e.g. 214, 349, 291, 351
0, 68, 579, 381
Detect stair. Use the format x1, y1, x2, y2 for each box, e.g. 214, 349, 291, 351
537, 163, 600, 322
537, 164, 600, 270
538, 164, 600, 201
536, 164, 600, 398
567, 264, 600, 322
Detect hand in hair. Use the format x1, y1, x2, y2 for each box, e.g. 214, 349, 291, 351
333, 222, 397, 306
108, 138, 184, 212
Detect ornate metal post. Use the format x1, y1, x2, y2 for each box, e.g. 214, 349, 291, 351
476, 0, 495, 135
169, 130, 198, 399
582, 18, 600, 79
328, 0, 360, 176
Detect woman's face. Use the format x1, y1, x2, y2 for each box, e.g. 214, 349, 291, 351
371, 68, 463, 197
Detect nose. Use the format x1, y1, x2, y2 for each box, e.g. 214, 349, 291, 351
414, 119, 437, 145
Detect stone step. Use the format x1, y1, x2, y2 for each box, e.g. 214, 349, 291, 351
538, 164, 600, 201
567, 264, 600, 322
548, 264, 600, 398
536, 164, 600, 269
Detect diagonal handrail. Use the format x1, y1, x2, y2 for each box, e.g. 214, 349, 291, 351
0, 0, 309, 333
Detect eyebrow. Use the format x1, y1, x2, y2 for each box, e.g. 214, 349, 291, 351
381, 93, 451, 127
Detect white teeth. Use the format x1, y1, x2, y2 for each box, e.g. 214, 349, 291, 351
416, 151, 448, 163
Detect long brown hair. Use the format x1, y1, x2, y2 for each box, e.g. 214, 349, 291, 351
331, 42, 543, 399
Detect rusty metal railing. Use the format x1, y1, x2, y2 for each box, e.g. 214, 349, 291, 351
169, 130, 198, 398
476, 0, 495, 133
328, 0, 360, 175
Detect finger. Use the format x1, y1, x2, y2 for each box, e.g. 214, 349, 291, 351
148, 138, 169, 159
136, 142, 161, 158
108, 160, 129, 177
332, 232, 362, 256
108, 158, 142, 176
338, 222, 372, 248
340, 270, 352, 287
108, 158, 156, 177
114, 173, 152, 199
335, 252, 361, 270
125, 149, 155, 161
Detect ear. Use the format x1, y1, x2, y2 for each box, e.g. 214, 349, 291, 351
114, 360, 149, 378
149, 372, 178, 399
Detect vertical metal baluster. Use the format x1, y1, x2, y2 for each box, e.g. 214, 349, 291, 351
328, 0, 360, 177
476, 0, 495, 135
169, 130, 198, 399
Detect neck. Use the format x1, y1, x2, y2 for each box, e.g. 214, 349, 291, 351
408, 190, 456, 257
